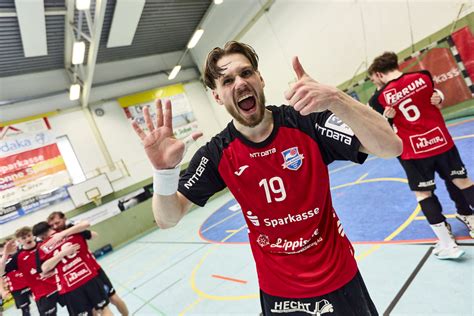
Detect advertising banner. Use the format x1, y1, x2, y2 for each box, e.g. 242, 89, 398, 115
0, 130, 71, 224
118, 84, 198, 139
400, 47, 471, 108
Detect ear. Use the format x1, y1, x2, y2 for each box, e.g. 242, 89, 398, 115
258, 71, 265, 88
212, 90, 224, 105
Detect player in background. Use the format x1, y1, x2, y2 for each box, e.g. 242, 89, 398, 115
369, 51, 474, 259
0, 238, 31, 316
47, 211, 128, 316
35, 221, 112, 316
368, 69, 473, 228
0, 228, 58, 316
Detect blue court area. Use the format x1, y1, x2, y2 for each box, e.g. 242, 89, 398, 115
200, 118, 474, 245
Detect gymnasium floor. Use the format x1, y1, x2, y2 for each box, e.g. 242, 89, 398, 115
5, 118, 474, 315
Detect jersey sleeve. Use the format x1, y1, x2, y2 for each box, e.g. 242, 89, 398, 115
35, 250, 43, 273
178, 143, 226, 207
310, 110, 368, 165
4, 254, 19, 274
80, 230, 92, 240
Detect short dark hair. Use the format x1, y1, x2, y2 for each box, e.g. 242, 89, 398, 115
15, 227, 32, 238
32, 222, 51, 238
203, 41, 259, 90
368, 52, 399, 75
47, 211, 65, 222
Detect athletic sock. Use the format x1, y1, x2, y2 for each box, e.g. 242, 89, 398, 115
431, 222, 457, 248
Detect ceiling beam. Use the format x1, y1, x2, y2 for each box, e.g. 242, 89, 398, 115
0, 8, 66, 17
80, 0, 107, 109
64, 0, 74, 73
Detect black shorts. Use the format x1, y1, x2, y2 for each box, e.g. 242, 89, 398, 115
399, 145, 467, 191
36, 291, 58, 316
11, 287, 31, 309
260, 271, 378, 316
63, 277, 109, 316
98, 268, 116, 297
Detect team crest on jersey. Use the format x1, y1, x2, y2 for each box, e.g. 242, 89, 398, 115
281, 147, 304, 171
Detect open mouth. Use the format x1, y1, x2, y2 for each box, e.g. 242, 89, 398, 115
237, 94, 256, 113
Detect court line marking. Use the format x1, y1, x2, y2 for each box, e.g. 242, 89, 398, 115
132, 278, 182, 315
112, 278, 166, 315
447, 117, 474, 127
355, 172, 369, 183
201, 211, 241, 233
329, 156, 378, 175
415, 214, 456, 220
211, 274, 248, 284
356, 205, 421, 261
452, 134, 474, 140
382, 246, 433, 316
179, 224, 259, 315
179, 297, 204, 316
124, 244, 208, 289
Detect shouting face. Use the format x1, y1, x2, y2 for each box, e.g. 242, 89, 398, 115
18, 233, 35, 250
212, 54, 266, 127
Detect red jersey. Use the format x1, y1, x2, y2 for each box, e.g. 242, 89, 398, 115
373, 71, 454, 160
38, 233, 98, 294
3, 258, 29, 292
179, 106, 367, 298
5, 246, 57, 301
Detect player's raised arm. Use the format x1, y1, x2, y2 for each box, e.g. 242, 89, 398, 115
132, 99, 202, 228
285, 57, 402, 158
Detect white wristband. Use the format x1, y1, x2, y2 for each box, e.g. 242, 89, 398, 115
434, 88, 445, 104
153, 166, 180, 196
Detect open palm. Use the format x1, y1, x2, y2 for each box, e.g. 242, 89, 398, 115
132, 99, 202, 170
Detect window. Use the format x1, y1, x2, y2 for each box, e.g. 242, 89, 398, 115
56, 135, 86, 184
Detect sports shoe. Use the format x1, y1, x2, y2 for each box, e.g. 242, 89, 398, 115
432, 243, 465, 260
455, 213, 474, 238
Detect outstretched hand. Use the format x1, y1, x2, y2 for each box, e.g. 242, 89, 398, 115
284, 56, 339, 115
3, 240, 17, 256
132, 99, 203, 170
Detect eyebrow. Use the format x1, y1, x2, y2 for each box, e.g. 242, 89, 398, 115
220, 65, 253, 78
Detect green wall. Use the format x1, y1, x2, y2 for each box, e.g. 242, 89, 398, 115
87, 199, 156, 251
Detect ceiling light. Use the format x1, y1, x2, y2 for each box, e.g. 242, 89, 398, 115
72, 41, 86, 65
69, 84, 81, 100
76, 0, 91, 10
214, 0, 223, 4
168, 65, 181, 80
187, 29, 204, 49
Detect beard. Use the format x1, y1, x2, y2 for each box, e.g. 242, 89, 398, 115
226, 93, 266, 128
